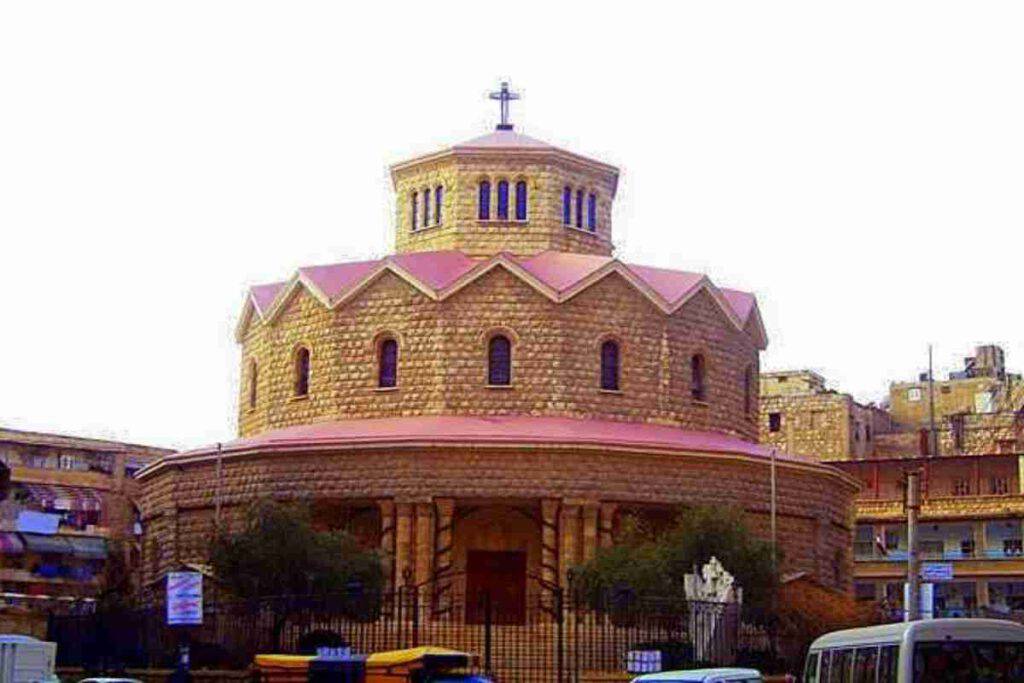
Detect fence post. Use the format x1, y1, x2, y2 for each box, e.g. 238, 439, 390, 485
411, 583, 420, 648
483, 591, 492, 678
554, 585, 564, 683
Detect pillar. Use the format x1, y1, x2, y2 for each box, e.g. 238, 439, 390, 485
377, 499, 396, 588
582, 503, 599, 563
977, 578, 990, 609
974, 520, 987, 558
599, 502, 618, 549
434, 498, 455, 580
394, 502, 414, 588
541, 499, 560, 588
414, 502, 434, 587
560, 502, 581, 588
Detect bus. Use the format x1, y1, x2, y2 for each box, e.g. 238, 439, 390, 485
804, 618, 1024, 682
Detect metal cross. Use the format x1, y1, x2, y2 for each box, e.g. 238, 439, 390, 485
488, 81, 520, 130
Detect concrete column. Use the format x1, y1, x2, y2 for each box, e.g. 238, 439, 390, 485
414, 502, 434, 587
599, 502, 618, 549
541, 499, 560, 588
377, 499, 396, 588
974, 520, 987, 558
434, 498, 455, 580
394, 502, 414, 588
582, 503, 599, 562
976, 578, 990, 609
560, 503, 582, 588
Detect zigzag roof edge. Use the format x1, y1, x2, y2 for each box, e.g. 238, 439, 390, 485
240, 251, 767, 348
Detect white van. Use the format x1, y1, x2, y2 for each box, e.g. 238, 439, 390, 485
804, 618, 1024, 682
632, 668, 763, 683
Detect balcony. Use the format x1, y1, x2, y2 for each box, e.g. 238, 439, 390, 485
856, 495, 1024, 521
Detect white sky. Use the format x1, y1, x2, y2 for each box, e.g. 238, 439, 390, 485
1, 2, 1022, 450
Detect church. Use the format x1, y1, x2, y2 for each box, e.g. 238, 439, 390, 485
137, 85, 856, 618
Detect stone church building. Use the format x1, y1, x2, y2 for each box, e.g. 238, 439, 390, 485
137, 91, 857, 615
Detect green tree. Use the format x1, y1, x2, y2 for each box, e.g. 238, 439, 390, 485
572, 505, 777, 609
210, 499, 383, 598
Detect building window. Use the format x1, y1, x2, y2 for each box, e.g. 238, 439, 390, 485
434, 186, 443, 225
990, 477, 1010, 495
422, 188, 430, 227
562, 186, 571, 225
378, 338, 398, 388
248, 359, 258, 410
866, 424, 872, 441
744, 366, 755, 416
907, 387, 922, 402
575, 189, 583, 228
769, 412, 782, 433
587, 193, 597, 231
411, 192, 418, 231
478, 180, 491, 220
690, 354, 707, 402
294, 346, 310, 397
952, 478, 971, 496
515, 181, 527, 221
488, 335, 512, 386
497, 180, 509, 220
600, 340, 620, 391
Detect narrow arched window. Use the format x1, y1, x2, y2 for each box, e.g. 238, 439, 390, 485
488, 335, 512, 386
562, 187, 572, 225
600, 340, 620, 391
497, 180, 509, 220
248, 359, 258, 409
515, 181, 527, 221
690, 354, 707, 402
410, 192, 418, 231
744, 365, 754, 415
434, 186, 443, 225
478, 181, 491, 220
378, 338, 398, 388
587, 193, 597, 232
422, 188, 430, 227
575, 189, 583, 228
294, 347, 310, 397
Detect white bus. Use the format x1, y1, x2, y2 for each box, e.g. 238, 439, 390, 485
804, 618, 1024, 682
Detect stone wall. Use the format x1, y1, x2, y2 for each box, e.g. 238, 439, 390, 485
238, 268, 761, 441
138, 444, 857, 593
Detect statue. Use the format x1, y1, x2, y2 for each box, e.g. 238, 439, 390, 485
684, 557, 742, 665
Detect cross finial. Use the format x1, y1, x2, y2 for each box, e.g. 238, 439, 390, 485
488, 81, 520, 131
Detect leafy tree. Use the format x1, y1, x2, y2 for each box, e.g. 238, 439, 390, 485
210, 499, 383, 599
572, 505, 777, 609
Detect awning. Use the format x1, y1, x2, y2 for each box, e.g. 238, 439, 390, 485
19, 484, 103, 512
19, 533, 73, 555
66, 536, 107, 560
0, 532, 25, 555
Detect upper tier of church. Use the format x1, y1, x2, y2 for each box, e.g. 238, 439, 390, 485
389, 85, 619, 258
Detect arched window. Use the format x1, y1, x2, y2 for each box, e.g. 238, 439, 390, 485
515, 181, 527, 220
410, 191, 418, 231
422, 188, 430, 227
248, 359, 258, 409
690, 354, 707, 402
575, 189, 583, 228
497, 180, 509, 220
600, 340, 620, 391
562, 186, 572, 225
478, 180, 491, 220
587, 193, 597, 232
294, 346, 310, 397
434, 186, 443, 225
744, 365, 754, 415
487, 335, 512, 386
378, 338, 398, 388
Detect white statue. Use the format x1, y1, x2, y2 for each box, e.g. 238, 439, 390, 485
684, 557, 742, 665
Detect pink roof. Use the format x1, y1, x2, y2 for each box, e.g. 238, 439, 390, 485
625, 264, 706, 305
250, 282, 286, 314
389, 251, 478, 290
167, 415, 816, 465
720, 288, 756, 325
516, 251, 613, 293
299, 260, 383, 302
454, 129, 555, 150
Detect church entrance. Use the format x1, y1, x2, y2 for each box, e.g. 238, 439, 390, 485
465, 550, 527, 625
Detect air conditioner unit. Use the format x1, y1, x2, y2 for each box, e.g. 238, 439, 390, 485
0, 635, 58, 683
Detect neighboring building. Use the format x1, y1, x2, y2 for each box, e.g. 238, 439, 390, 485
139, 89, 858, 616
763, 345, 1024, 617
0, 428, 173, 609
760, 371, 891, 461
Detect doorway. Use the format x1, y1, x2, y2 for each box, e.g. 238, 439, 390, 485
465, 550, 527, 624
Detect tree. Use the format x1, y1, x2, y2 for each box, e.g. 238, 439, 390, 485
572, 505, 777, 609
209, 499, 383, 599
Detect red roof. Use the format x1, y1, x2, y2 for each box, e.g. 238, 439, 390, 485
159, 415, 817, 466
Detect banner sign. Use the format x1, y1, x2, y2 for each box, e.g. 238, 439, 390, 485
921, 563, 954, 582
167, 571, 203, 626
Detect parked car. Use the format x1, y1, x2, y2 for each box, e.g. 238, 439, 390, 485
632, 668, 763, 683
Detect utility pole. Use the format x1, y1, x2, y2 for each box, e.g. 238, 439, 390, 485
906, 469, 922, 621
770, 448, 778, 574
928, 344, 939, 456
214, 442, 223, 532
